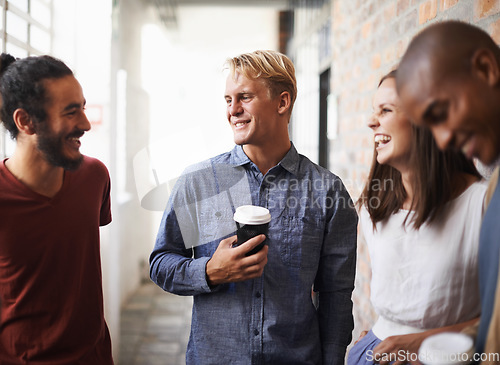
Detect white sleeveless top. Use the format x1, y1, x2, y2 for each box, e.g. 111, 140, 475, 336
360, 181, 487, 340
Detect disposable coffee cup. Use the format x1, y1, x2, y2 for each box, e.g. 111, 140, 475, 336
418, 332, 474, 365
233, 205, 271, 256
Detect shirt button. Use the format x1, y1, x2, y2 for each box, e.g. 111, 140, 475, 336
254, 329, 259, 336
255, 292, 261, 298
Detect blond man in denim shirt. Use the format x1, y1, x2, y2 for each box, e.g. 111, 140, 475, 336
150, 50, 358, 365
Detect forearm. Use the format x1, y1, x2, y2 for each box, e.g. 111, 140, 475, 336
373, 317, 481, 362
426, 317, 479, 336
150, 250, 212, 296
150, 202, 216, 296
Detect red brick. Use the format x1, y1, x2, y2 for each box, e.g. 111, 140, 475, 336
384, 46, 396, 65
397, 0, 410, 15
490, 17, 500, 43
419, 0, 438, 24
475, 0, 500, 20
353, 65, 362, 78
400, 10, 419, 36
396, 37, 410, 59
368, 73, 377, 89
364, 75, 375, 92
362, 21, 372, 39
384, 3, 397, 21
372, 53, 382, 69
440, 0, 459, 11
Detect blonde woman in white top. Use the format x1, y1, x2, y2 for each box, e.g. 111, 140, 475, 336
347, 70, 486, 365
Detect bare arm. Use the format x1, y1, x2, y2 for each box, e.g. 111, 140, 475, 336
372, 317, 480, 365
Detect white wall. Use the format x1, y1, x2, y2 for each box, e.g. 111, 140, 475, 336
143, 5, 280, 161
53, 0, 279, 359
51, 0, 122, 356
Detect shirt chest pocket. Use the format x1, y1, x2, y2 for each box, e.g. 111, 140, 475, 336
279, 215, 324, 269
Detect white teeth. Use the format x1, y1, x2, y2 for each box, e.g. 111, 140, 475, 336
374, 135, 391, 144
235, 122, 246, 127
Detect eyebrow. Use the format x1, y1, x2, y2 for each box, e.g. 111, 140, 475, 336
374, 102, 396, 111
378, 102, 395, 108
62, 100, 86, 112
224, 91, 254, 99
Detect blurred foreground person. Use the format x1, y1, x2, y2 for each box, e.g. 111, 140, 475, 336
0, 54, 113, 364
348, 70, 485, 365
397, 20, 500, 362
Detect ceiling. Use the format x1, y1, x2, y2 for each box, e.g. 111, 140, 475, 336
150, 0, 326, 28
158, 0, 290, 7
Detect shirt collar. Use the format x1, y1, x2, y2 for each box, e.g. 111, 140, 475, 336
230, 145, 252, 166
229, 143, 300, 176
277, 143, 299, 176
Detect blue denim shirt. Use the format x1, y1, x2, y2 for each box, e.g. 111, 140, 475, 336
150, 144, 358, 365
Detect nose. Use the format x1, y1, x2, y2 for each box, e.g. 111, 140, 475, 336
80, 110, 92, 132
431, 125, 453, 150
368, 114, 379, 130
228, 99, 243, 117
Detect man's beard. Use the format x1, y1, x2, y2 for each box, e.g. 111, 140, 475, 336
35, 122, 84, 171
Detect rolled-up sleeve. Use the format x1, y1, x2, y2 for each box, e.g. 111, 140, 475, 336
149, 198, 214, 296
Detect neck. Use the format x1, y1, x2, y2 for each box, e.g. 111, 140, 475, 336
243, 138, 291, 175
400, 169, 414, 210
450, 172, 478, 199
6, 143, 64, 198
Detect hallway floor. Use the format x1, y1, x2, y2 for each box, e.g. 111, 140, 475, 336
119, 282, 192, 365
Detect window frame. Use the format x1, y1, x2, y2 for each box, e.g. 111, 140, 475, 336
0, 0, 53, 158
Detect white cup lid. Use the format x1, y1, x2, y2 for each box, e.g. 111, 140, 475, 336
233, 205, 271, 225
418, 332, 474, 365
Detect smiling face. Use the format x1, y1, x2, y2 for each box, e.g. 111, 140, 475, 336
34, 75, 90, 170
399, 68, 500, 166
369, 77, 413, 172
224, 72, 286, 148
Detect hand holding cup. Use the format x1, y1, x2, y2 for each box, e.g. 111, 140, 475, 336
233, 205, 271, 256
206, 234, 268, 286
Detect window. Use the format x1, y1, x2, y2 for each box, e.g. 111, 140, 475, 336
0, 0, 53, 158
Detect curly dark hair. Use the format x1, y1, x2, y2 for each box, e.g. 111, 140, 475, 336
0, 53, 73, 139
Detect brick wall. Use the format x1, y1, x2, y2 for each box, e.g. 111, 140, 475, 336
329, 0, 500, 346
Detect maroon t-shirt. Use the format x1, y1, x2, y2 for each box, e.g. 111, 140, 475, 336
0, 156, 113, 364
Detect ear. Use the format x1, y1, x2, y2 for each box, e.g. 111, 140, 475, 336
12, 108, 36, 135
471, 48, 500, 86
277, 91, 291, 116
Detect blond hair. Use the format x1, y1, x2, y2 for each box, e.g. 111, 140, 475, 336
226, 50, 297, 112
